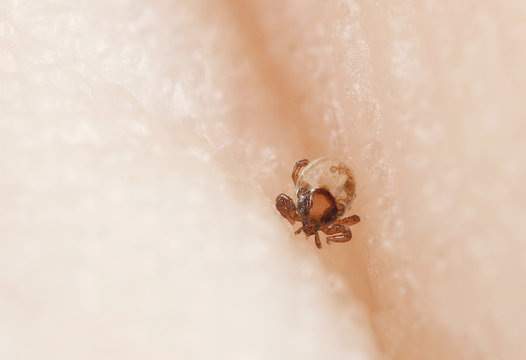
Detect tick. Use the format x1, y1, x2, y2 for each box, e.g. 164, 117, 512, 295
275, 157, 360, 249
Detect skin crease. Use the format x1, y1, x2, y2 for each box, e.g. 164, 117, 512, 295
1, 0, 526, 359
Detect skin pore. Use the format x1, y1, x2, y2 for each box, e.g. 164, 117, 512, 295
1, 0, 525, 359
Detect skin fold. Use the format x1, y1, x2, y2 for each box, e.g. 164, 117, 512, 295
1, 0, 525, 359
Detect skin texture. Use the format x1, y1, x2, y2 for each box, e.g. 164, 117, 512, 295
1, 1, 526, 359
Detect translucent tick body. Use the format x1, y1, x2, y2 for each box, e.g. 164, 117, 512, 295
275, 157, 360, 249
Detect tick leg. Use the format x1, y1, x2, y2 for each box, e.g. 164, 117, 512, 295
275, 193, 300, 225
334, 214, 360, 226
322, 224, 352, 244
291, 159, 309, 185
295, 226, 304, 234
314, 231, 322, 249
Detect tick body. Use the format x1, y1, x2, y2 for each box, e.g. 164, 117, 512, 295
275, 157, 360, 249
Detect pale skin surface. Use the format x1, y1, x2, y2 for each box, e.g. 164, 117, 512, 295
1, 1, 525, 359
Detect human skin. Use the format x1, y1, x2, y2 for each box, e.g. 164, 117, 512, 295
1, 0, 525, 359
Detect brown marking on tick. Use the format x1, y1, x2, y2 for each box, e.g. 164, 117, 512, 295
345, 178, 356, 197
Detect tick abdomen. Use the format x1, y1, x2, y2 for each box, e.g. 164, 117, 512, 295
295, 157, 357, 215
